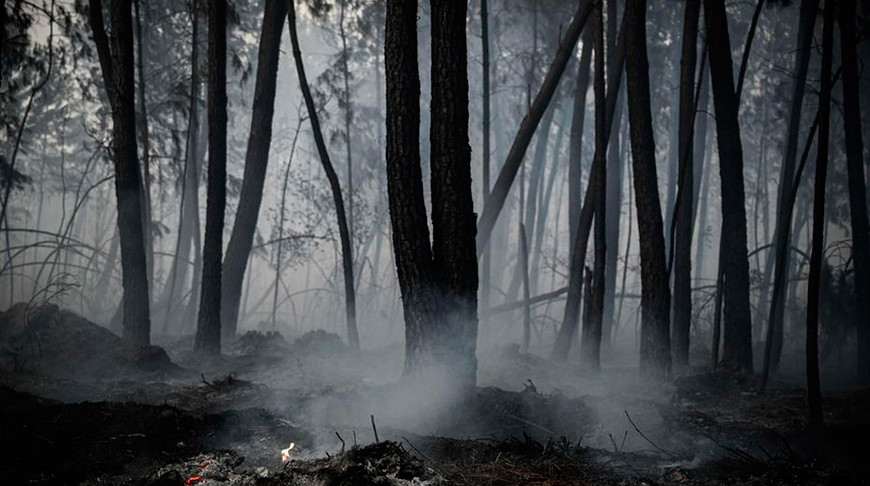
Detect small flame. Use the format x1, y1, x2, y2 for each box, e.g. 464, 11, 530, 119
281, 442, 296, 463
184, 475, 203, 485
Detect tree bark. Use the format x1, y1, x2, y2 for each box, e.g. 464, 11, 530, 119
580, 3, 605, 372
703, 0, 753, 373
385, 0, 438, 378
568, 28, 594, 261
220, 0, 287, 337
287, 0, 359, 350
430, 0, 478, 387
838, 0, 870, 384
552, 8, 627, 363
87, 0, 151, 344
765, 0, 820, 374
671, 0, 701, 371
477, 1, 594, 256
480, 0, 492, 325
624, 0, 670, 378
195, 0, 227, 356
133, 0, 153, 290
806, 0, 834, 429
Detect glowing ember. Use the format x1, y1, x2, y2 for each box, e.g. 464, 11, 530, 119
281, 442, 296, 463
184, 475, 203, 485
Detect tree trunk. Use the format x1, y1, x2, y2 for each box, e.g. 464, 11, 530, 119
580, 4, 606, 373
703, 0, 753, 373
339, 0, 355, 278
221, 0, 286, 337
429, 0, 478, 387
552, 9, 627, 363
87, 0, 151, 345
133, 0, 153, 290
520, 222, 531, 354
287, 0, 359, 350
765, 0, 820, 374
624, 0, 670, 378
162, 4, 201, 334
601, 0, 624, 349
195, 0, 227, 356
477, 1, 594, 256
671, 0, 701, 371
838, 0, 870, 384
806, 0, 833, 429
480, 0, 492, 325
568, 28, 594, 262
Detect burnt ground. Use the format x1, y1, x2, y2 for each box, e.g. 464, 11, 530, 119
0, 305, 868, 485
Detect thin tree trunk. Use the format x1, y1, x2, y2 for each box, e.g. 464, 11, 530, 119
552, 9, 627, 363
580, 4, 605, 372
520, 222, 531, 354
220, 0, 286, 339
339, 0, 355, 276
477, 1, 594, 256
765, 0, 820, 374
272, 119, 303, 329
133, 0, 154, 290
625, 0, 670, 377
87, 0, 151, 344
671, 0, 701, 371
162, 6, 200, 334
704, 0, 753, 373
195, 0, 227, 356
838, 0, 870, 384
568, 27, 593, 261
480, 0, 492, 325
806, 1, 833, 429
287, 0, 358, 350
601, 0, 623, 349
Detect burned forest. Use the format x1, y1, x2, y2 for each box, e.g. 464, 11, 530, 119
3, 0, 870, 484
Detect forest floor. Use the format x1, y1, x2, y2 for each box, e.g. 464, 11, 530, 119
0, 304, 867, 485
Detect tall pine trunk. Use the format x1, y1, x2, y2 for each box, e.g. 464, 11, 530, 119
624, 0, 670, 377
580, 4, 606, 372
87, 0, 151, 344
764, 0, 820, 374
806, 1, 834, 429
221, 0, 287, 337
838, 0, 870, 383
430, 0, 478, 387
195, 0, 227, 356
671, 0, 701, 371
704, 0, 753, 372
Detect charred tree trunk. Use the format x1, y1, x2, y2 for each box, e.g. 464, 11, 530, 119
385, 0, 437, 376
580, 4, 606, 372
429, 0, 479, 387
195, 0, 227, 356
838, 0, 870, 384
480, 0, 492, 325
704, 0, 753, 373
87, 0, 151, 344
477, 1, 594, 255
552, 9, 627, 363
601, 0, 623, 349
287, 0, 359, 350
765, 0, 820, 374
624, 0, 670, 377
568, 28, 593, 259
671, 0, 701, 371
133, 0, 153, 290
806, 1, 834, 429
221, 0, 286, 337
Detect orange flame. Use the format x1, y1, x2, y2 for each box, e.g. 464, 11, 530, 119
184, 475, 203, 485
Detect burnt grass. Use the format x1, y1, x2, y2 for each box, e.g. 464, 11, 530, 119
1, 307, 868, 485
